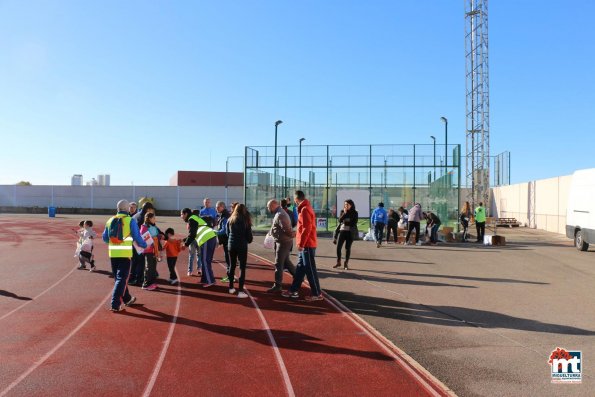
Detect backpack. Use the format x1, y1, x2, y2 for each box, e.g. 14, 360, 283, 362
108, 217, 125, 244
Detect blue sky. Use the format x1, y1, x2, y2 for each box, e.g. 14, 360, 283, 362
1, 1, 593, 186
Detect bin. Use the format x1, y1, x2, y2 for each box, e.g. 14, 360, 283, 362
48, 206, 56, 218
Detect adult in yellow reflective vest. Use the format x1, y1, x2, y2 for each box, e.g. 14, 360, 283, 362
474, 202, 487, 243
181, 207, 217, 287
103, 200, 147, 312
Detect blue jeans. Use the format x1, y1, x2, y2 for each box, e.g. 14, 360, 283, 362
110, 257, 132, 310
188, 241, 201, 273
290, 248, 321, 297
200, 238, 217, 285
430, 224, 440, 243
374, 223, 385, 243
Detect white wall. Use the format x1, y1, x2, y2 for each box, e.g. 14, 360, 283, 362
0, 185, 244, 210
491, 175, 572, 234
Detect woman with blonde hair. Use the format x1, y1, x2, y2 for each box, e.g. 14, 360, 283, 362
460, 201, 472, 242
226, 204, 253, 298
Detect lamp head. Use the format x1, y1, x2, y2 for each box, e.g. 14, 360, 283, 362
275, 120, 283, 127
299, 138, 305, 143
430, 135, 435, 141
440, 117, 447, 123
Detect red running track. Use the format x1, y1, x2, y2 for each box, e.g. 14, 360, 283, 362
0, 217, 453, 397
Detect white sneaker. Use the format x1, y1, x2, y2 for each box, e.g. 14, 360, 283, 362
229, 288, 236, 294
237, 291, 248, 299
187, 271, 192, 276
170, 279, 179, 285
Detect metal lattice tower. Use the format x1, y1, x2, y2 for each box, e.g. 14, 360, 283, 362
465, 0, 490, 209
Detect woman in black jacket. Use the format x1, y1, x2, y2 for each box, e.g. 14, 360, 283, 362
226, 204, 253, 298
333, 199, 358, 270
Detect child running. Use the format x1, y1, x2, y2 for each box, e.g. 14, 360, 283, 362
78, 220, 97, 271
140, 212, 160, 291
163, 228, 184, 285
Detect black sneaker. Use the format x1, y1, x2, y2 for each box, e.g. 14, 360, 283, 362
267, 285, 283, 293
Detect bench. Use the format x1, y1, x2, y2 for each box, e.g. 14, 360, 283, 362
496, 217, 520, 228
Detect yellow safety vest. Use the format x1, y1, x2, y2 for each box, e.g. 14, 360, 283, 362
107, 214, 134, 258
475, 206, 486, 223
189, 215, 217, 247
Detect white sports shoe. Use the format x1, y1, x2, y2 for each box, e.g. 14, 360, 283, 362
229, 288, 236, 294
237, 291, 248, 299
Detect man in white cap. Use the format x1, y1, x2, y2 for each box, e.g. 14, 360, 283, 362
102, 199, 147, 312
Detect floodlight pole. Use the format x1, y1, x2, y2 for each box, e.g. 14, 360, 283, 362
274, 120, 283, 198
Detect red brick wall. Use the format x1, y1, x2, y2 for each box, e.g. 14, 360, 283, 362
171, 171, 243, 186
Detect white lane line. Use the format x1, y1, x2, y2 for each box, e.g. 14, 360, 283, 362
0, 292, 111, 397
0, 267, 77, 322
214, 260, 295, 397
322, 292, 453, 397
247, 252, 454, 397
245, 289, 296, 397
142, 270, 182, 397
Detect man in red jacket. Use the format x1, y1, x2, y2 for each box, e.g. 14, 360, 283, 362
282, 190, 323, 301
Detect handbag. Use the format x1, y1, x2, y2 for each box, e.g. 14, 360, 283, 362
350, 224, 359, 240
263, 233, 275, 249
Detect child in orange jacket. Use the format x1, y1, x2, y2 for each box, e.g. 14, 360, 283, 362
163, 228, 185, 285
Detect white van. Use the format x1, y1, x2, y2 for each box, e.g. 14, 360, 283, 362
566, 168, 595, 251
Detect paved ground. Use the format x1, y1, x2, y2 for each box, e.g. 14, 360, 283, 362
256, 226, 595, 397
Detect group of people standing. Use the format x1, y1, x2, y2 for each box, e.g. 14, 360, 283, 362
101, 190, 323, 312
98, 191, 491, 311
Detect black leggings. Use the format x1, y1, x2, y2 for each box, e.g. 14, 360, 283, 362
229, 249, 247, 291
336, 231, 353, 262
406, 221, 420, 243
166, 257, 178, 280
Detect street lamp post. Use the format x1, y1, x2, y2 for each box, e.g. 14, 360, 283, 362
299, 138, 305, 188
440, 117, 448, 172
274, 120, 283, 198
430, 135, 436, 181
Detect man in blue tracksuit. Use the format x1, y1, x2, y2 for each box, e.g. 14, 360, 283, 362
371, 202, 388, 248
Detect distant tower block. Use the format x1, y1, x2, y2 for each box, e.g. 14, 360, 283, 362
97, 174, 111, 186
465, 0, 490, 209
71, 174, 83, 186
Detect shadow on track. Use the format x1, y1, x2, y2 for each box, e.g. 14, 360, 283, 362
0, 290, 32, 301
119, 303, 393, 362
